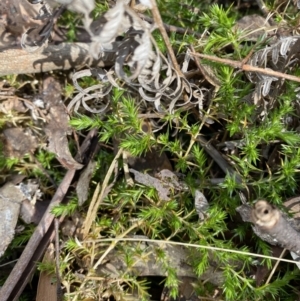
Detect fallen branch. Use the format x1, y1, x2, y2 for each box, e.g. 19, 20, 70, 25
237, 200, 300, 255
0, 43, 117, 76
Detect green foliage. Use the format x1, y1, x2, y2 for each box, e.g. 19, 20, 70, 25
55, 1, 300, 292
93, 0, 110, 18
1, 0, 300, 300
36, 149, 56, 170
51, 197, 79, 217
199, 4, 236, 30
10, 224, 35, 248
57, 10, 82, 42
67, 44, 300, 297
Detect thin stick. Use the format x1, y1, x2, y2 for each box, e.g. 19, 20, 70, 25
150, 0, 183, 76
190, 52, 300, 84
265, 248, 286, 285
0, 42, 117, 76
86, 237, 300, 266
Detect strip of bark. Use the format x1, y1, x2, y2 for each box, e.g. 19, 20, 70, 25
0, 42, 117, 76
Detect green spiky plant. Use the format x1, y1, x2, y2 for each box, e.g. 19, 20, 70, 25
64, 2, 300, 300
1, 0, 300, 300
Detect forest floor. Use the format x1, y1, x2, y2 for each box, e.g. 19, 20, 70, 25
1, 0, 300, 300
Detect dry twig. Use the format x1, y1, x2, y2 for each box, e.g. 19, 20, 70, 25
150, 0, 183, 76
190, 52, 300, 84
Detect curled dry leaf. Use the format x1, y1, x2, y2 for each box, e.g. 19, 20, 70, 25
66, 1, 207, 117
247, 35, 300, 108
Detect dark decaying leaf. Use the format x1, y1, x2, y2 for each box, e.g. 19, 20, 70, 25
43, 77, 83, 170
0, 97, 27, 113
161, 276, 203, 301
76, 160, 97, 206
2, 127, 38, 158
0, 0, 55, 51
126, 149, 173, 174
129, 169, 186, 201
20, 199, 50, 225
0, 0, 45, 36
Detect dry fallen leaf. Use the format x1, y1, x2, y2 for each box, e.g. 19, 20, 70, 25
194, 189, 209, 220
96, 239, 224, 286
2, 127, 38, 158
76, 160, 97, 206
234, 14, 272, 41
129, 168, 185, 201
0, 97, 27, 113
43, 76, 83, 170
0, 182, 27, 257
0, 0, 53, 50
